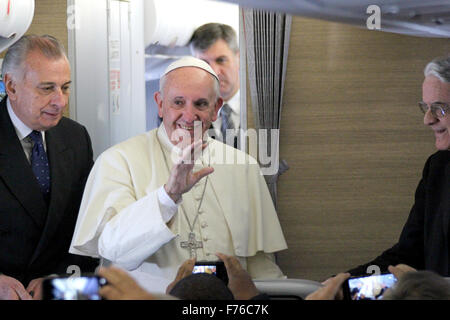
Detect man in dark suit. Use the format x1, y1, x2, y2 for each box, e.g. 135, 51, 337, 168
348, 55, 450, 277
0, 35, 98, 299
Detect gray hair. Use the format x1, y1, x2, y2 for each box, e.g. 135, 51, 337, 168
1, 34, 67, 79
383, 271, 450, 300
424, 55, 450, 83
189, 23, 238, 54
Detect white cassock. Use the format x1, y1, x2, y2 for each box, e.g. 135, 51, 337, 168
69, 124, 288, 293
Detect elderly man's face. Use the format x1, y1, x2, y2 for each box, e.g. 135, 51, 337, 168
422, 75, 450, 150
5, 50, 71, 131
194, 39, 239, 101
155, 67, 222, 146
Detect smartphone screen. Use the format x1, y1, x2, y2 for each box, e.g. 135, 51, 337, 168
193, 261, 228, 285
193, 264, 218, 275
345, 273, 397, 300
43, 276, 107, 300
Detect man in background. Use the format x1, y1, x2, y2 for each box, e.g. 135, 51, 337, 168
189, 23, 240, 147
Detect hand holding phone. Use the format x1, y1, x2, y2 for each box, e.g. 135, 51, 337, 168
305, 273, 350, 300
215, 253, 260, 300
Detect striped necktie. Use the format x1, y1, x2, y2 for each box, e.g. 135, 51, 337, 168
220, 103, 234, 142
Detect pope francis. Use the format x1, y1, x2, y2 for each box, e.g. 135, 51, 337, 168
69, 57, 287, 293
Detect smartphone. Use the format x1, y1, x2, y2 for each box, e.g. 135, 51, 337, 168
42, 274, 107, 300
193, 261, 228, 285
343, 272, 397, 300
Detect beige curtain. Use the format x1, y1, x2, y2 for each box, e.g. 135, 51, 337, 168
242, 9, 291, 209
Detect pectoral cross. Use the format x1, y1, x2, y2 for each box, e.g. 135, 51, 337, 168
180, 232, 203, 258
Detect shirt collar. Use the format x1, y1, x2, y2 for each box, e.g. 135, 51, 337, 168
223, 90, 240, 114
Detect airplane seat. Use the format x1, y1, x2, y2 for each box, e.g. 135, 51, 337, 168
253, 278, 323, 300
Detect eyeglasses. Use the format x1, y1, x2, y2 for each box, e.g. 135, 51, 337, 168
418, 101, 450, 118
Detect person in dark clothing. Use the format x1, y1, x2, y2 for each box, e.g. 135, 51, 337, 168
0, 35, 98, 300
348, 55, 450, 277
